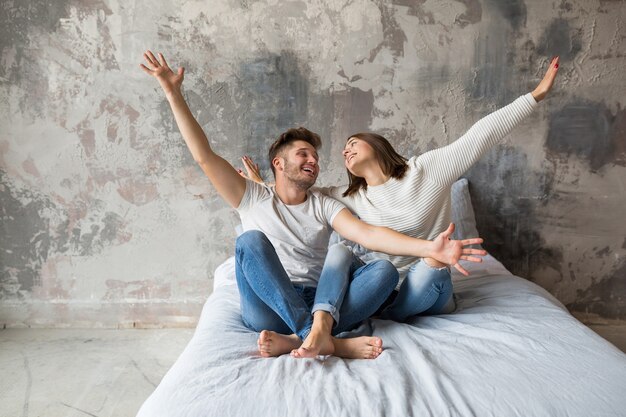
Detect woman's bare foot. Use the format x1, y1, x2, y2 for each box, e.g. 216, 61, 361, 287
333, 336, 383, 359
291, 311, 335, 358
257, 330, 301, 357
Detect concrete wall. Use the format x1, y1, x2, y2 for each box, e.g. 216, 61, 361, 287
1, 0, 624, 327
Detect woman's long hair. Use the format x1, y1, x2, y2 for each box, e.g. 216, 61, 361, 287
343, 133, 409, 197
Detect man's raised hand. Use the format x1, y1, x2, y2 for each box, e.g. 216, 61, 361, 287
140, 50, 185, 97
432, 223, 487, 276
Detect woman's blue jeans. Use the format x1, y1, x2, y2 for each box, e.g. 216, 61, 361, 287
235, 230, 398, 340
380, 259, 456, 322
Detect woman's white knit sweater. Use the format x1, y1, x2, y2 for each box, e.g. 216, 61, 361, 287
322, 93, 538, 279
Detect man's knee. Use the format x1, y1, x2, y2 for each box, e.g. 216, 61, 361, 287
236, 230, 268, 252
242, 310, 289, 334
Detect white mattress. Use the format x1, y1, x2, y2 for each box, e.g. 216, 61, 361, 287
137, 255, 626, 417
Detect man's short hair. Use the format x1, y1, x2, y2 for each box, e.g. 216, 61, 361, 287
268, 127, 321, 176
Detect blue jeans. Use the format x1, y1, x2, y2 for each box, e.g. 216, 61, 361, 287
235, 231, 398, 340
380, 260, 456, 322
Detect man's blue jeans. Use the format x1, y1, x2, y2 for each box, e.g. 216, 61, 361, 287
235, 230, 398, 340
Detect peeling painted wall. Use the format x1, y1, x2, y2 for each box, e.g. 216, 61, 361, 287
1, 0, 624, 327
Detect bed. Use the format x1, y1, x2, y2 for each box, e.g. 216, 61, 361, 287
136, 180, 626, 417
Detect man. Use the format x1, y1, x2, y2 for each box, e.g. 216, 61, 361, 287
140, 51, 485, 359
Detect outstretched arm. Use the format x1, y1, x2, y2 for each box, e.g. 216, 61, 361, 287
332, 209, 486, 276
419, 56, 560, 187
140, 50, 246, 208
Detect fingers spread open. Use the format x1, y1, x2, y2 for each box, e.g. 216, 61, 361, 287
158, 52, 170, 69
461, 255, 483, 263
439, 223, 455, 240
143, 53, 156, 69
463, 248, 487, 255
462, 238, 483, 246
139, 63, 153, 74
144, 51, 157, 66
453, 263, 469, 276
147, 50, 160, 67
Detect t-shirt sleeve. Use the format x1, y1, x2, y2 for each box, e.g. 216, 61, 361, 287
236, 179, 270, 212
313, 185, 348, 201
415, 93, 537, 187
320, 193, 347, 226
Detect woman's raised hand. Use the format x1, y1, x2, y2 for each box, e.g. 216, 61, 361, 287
140, 50, 184, 96
531, 56, 559, 102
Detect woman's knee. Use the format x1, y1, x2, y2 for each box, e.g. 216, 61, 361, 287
370, 260, 400, 288
325, 243, 353, 263
408, 260, 451, 286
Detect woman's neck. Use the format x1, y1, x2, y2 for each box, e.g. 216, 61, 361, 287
359, 163, 389, 186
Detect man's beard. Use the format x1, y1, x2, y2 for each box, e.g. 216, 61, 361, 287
283, 160, 316, 191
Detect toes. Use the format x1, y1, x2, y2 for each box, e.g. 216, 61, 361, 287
367, 345, 382, 359
370, 337, 383, 348
259, 330, 271, 343
367, 348, 381, 359
294, 347, 317, 358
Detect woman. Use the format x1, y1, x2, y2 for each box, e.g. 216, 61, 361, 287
242, 56, 560, 322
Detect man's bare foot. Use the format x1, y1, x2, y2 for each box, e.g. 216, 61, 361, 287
291, 327, 335, 358
291, 311, 335, 358
257, 330, 301, 357
333, 336, 383, 359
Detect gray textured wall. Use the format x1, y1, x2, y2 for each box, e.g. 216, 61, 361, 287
1, 0, 624, 327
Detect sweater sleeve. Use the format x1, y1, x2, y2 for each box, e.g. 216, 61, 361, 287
416, 93, 538, 187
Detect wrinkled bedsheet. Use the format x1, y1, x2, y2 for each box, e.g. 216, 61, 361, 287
137, 255, 626, 417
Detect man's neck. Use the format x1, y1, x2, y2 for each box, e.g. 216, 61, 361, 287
274, 180, 309, 205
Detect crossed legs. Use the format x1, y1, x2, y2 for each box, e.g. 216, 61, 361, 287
291, 243, 398, 359
236, 231, 398, 359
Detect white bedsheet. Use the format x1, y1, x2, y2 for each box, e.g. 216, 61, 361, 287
137, 255, 626, 417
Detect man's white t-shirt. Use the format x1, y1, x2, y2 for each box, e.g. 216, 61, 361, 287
236, 180, 346, 287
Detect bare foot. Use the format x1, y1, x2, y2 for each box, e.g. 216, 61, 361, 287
291, 327, 335, 358
291, 311, 335, 358
333, 336, 383, 359
257, 330, 301, 357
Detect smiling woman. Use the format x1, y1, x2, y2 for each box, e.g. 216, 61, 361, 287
342, 132, 410, 195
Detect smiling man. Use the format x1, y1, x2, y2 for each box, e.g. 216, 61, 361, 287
140, 50, 485, 359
